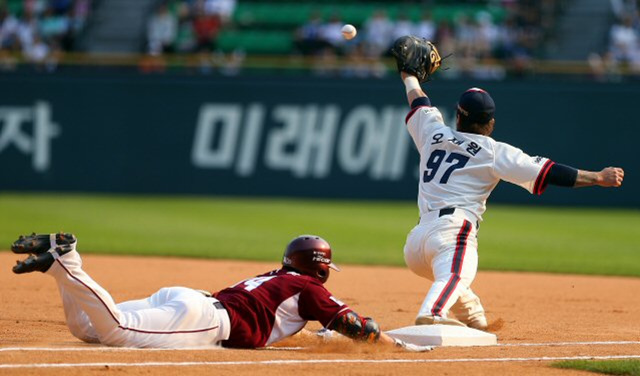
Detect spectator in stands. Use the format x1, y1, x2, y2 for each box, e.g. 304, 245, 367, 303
147, 2, 177, 55
493, 16, 518, 59
192, 0, 222, 52
204, 0, 236, 24
609, 15, 639, 63
71, 0, 92, 31
24, 32, 49, 64
0, 6, 19, 49
363, 9, 393, 58
475, 11, 498, 59
454, 15, 475, 58
23, 0, 46, 16
294, 12, 324, 56
174, 2, 196, 53
414, 11, 435, 40
171, 4, 191, 52
433, 20, 456, 60
17, 8, 38, 52
391, 12, 414, 42
319, 13, 346, 54
310, 14, 346, 77
39, 6, 70, 43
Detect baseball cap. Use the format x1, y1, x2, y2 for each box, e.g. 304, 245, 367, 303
457, 88, 495, 124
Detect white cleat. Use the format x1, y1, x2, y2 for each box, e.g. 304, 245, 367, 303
415, 314, 467, 327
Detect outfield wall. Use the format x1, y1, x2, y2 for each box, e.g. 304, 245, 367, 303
0, 73, 637, 207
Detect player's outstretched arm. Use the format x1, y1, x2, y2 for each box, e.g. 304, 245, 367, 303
543, 163, 624, 190
401, 72, 428, 106
327, 311, 432, 352
574, 167, 624, 188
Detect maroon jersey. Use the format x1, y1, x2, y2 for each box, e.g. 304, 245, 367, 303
214, 269, 351, 348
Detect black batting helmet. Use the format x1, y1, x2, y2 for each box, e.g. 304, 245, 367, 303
282, 235, 340, 284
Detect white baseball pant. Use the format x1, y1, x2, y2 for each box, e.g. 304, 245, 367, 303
403, 208, 485, 322
47, 249, 230, 348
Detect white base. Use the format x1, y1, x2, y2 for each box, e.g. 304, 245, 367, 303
386, 325, 497, 347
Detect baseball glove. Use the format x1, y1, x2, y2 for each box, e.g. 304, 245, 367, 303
390, 36, 442, 83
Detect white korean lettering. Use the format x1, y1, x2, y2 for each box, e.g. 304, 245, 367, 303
191, 104, 242, 168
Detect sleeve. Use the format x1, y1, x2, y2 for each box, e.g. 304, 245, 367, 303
297, 281, 352, 328
493, 142, 555, 195
405, 103, 445, 150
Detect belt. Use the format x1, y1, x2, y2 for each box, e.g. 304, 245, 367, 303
213, 301, 226, 311
420, 207, 480, 229
209, 298, 231, 341
438, 208, 456, 217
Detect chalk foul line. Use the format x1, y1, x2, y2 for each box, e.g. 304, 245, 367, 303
2, 340, 640, 353
497, 341, 640, 347
2, 355, 640, 369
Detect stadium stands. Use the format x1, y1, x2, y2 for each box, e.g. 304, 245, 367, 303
3, 0, 638, 81
0, 0, 93, 68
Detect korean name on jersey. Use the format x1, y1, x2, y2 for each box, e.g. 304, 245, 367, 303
406, 106, 551, 221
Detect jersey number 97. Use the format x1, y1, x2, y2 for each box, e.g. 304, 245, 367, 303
423, 150, 469, 184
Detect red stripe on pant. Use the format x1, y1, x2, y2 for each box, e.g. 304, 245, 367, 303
451, 220, 472, 275
431, 274, 461, 316
431, 220, 472, 316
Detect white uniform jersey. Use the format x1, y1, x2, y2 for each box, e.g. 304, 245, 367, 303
406, 105, 553, 221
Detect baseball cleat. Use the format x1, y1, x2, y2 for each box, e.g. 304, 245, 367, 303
466, 316, 488, 331
11, 233, 76, 255
11, 233, 77, 274
415, 314, 467, 327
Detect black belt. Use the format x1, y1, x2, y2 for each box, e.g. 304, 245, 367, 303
213, 301, 227, 311
437, 207, 479, 229
438, 208, 456, 217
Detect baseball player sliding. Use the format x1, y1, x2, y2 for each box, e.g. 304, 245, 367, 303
11, 233, 430, 351
391, 36, 625, 330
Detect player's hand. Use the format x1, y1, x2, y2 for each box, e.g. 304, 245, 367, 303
393, 338, 434, 352
597, 167, 624, 187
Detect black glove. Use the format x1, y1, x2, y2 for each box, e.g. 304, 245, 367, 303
390, 36, 442, 83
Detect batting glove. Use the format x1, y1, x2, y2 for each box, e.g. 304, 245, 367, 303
394, 338, 434, 352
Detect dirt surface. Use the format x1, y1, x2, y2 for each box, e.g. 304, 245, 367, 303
1, 252, 640, 375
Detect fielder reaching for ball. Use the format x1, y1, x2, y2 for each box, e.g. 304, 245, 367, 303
11, 233, 430, 351
390, 36, 625, 330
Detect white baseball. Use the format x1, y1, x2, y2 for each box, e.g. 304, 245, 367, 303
341, 24, 357, 40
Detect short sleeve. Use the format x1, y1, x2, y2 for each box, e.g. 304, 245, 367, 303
298, 281, 351, 328
493, 142, 554, 195
406, 106, 445, 150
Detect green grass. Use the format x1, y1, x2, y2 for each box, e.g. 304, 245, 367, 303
552, 359, 640, 375
0, 193, 638, 276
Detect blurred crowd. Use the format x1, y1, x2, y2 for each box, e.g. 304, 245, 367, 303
589, 0, 640, 80
143, 0, 561, 79
146, 0, 235, 55
0, 0, 92, 70
294, 1, 561, 79
11, 0, 631, 81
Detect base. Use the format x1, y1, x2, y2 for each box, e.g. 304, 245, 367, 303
386, 325, 497, 347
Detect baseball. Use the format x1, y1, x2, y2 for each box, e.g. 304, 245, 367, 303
341, 24, 357, 40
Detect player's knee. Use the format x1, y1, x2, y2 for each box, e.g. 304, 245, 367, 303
67, 324, 99, 344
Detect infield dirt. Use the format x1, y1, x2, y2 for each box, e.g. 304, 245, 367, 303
1, 252, 639, 375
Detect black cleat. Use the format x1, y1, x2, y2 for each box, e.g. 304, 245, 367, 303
13, 253, 56, 274
11, 233, 77, 274
11, 233, 76, 255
